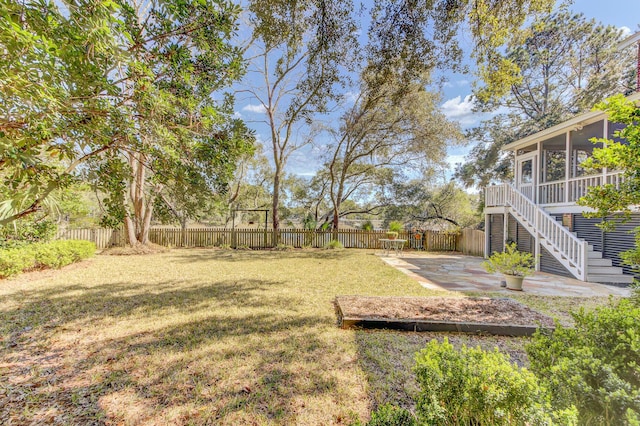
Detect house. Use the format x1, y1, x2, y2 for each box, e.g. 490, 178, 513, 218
484, 32, 640, 285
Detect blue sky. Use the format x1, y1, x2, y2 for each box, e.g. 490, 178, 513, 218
236, 1, 640, 183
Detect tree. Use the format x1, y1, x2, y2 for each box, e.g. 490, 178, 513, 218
457, 11, 635, 188
325, 79, 461, 229
578, 95, 640, 268
1, 0, 254, 247
95, 0, 255, 246
0, 0, 124, 224
385, 181, 481, 230
239, 0, 358, 234
364, 0, 554, 97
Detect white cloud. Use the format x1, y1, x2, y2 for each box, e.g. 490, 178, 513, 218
440, 94, 482, 128
242, 103, 267, 114
233, 111, 242, 119
620, 26, 632, 37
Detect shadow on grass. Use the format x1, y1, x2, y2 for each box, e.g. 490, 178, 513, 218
0, 274, 343, 424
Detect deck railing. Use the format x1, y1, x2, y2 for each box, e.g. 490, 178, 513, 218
487, 170, 625, 207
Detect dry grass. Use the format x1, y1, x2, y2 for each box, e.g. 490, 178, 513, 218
0, 249, 614, 425
0, 249, 448, 425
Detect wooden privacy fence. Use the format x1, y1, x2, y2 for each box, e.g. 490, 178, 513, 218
456, 229, 485, 257
56, 227, 485, 255
56, 227, 125, 249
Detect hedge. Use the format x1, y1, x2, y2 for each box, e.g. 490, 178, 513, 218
0, 240, 96, 279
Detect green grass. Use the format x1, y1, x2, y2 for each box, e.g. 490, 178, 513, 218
0, 249, 614, 425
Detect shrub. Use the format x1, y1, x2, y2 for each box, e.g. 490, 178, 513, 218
367, 404, 416, 426
527, 298, 640, 425
361, 220, 374, 231
324, 240, 344, 250
0, 246, 36, 278
388, 221, 403, 233
0, 240, 95, 278
413, 338, 573, 425
482, 242, 536, 277
0, 219, 57, 248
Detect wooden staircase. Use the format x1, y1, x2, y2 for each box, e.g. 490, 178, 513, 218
501, 183, 633, 284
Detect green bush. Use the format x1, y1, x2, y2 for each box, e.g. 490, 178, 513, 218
527, 299, 640, 425
0, 246, 36, 278
367, 404, 416, 426
361, 220, 374, 231
388, 221, 403, 233
0, 219, 57, 248
0, 240, 95, 278
482, 242, 536, 277
324, 240, 344, 250
414, 338, 574, 425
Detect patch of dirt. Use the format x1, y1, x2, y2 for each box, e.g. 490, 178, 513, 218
336, 296, 554, 327
100, 243, 169, 256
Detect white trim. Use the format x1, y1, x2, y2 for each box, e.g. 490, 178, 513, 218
618, 32, 640, 50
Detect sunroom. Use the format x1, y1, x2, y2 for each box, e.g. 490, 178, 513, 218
485, 92, 640, 212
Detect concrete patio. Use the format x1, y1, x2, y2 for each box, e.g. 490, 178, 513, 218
381, 252, 631, 297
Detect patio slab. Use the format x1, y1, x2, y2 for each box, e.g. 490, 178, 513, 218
380, 252, 631, 297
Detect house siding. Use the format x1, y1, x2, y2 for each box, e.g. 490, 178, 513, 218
488, 214, 504, 254
573, 214, 640, 278
539, 246, 573, 277
507, 214, 534, 254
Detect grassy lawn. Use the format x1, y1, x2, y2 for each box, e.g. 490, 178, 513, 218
0, 249, 612, 425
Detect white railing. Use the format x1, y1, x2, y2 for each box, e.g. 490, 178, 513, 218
568, 175, 602, 203
605, 171, 626, 188
486, 170, 626, 208
538, 181, 565, 204
486, 183, 588, 280
485, 185, 507, 207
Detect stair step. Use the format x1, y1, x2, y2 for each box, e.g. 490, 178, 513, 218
588, 251, 603, 259
588, 266, 624, 274
587, 274, 635, 284
587, 258, 613, 267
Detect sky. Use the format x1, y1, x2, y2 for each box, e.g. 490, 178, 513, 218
236, 1, 640, 185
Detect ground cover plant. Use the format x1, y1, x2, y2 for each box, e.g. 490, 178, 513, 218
0, 249, 618, 424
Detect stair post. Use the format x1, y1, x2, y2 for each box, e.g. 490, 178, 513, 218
534, 208, 541, 271
580, 241, 589, 281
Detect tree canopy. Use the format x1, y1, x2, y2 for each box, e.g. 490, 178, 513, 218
456, 11, 635, 188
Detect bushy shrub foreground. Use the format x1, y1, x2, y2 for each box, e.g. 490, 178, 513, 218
368, 298, 640, 425
527, 299, 640, 425
0, 240, 95, 278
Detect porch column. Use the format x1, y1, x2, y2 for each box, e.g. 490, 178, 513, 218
503, 207, 509, 252
484, 214, 490, 257
603, 119, 609, 183
565, 131, 571, 203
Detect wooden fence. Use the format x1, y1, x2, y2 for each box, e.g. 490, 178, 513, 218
56, 227, 485, 255
456, 229, 485, 257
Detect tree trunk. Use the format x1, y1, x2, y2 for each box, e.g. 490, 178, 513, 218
124, 215, 138, 246
272, 167, 281, 245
